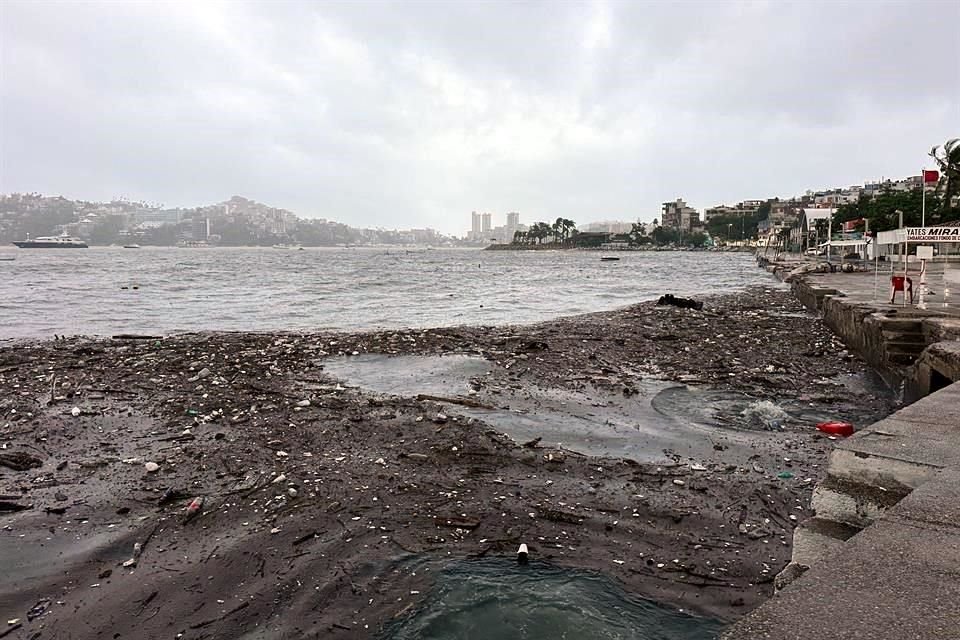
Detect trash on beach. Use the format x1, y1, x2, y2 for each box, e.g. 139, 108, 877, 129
0, 452, 42, 471
184, 496, 205, 522
144, 462, 160, 473
517, 543, 529, 565
123, 540, 145, 568
655, 294, 703, 311
70, 407, 81, 417
816, 421, 854, 437
777, 471, 795, 479
158, 487, 185, 505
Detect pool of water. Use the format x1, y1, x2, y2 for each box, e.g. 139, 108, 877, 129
323, 354, 892, 462
323, 355, 765, 463
381, 558, 724, 640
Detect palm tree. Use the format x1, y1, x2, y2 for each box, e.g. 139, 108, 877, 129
512, 230, 526, 245
929, 138, 960, 207
529, 222, 551, 244
553, 217, 564, 244
563, 218, 576, 242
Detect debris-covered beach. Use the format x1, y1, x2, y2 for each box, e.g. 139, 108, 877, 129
0, 286, 894, 638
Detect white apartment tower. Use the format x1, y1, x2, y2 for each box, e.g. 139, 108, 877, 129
471, 211, 482, 239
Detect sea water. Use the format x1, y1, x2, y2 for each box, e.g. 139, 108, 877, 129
0, 247, 773, 339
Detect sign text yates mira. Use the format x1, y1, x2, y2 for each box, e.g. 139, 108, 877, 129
906, 227, 960, 243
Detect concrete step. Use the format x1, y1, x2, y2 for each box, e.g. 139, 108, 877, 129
811, 476, 909, 529
879, 318, 925, 332
828, 439, 944, 493
789, 516, 860, 569
885, 340, 927, 353
881, 331, 927, 344
888, 352, 921, 366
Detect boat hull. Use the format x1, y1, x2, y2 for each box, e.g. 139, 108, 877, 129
12, 241, 89, 248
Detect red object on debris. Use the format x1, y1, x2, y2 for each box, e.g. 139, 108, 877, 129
816, 421, 854, 437
184, 496, 204, 522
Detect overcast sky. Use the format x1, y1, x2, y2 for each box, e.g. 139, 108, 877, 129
1, 1, 958, 233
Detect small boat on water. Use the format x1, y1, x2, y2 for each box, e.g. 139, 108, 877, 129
0, 256, 15, 261
12, 235, 88, 249
122, 244, 141, 249
600, 256, 620, 261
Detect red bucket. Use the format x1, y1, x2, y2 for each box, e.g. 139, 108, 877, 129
816, 421, 854, 437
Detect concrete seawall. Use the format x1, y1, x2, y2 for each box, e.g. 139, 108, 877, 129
762, 258, 960, 393
722, 258, 960, 639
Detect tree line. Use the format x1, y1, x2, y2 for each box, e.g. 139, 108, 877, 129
512, 218, 577, 245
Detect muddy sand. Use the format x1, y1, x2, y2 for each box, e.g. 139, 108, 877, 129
0, 286, 894, 638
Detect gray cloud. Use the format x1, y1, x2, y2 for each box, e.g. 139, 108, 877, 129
2, 0, 958, 233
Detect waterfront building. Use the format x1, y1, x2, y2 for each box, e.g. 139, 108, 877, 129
704, 200, 764, 222
481, 212, 492, 234
662, 199, 699, 232
581, 220, 635, 234
131, 208, 182, 226
192, 216, 211, 241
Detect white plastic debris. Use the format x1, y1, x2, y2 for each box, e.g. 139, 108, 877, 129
144, 462, 160, 473
70, 407, 81, 417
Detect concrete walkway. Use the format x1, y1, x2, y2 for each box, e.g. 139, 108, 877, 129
723, 259, 960, 639
722, 382, 960, 640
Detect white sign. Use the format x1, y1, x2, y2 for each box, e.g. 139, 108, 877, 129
906, 227, 960, 242
916, 246, 934, 260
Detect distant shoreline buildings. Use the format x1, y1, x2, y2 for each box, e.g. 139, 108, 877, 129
466, 210, 526, 243
659, 173, 938, 244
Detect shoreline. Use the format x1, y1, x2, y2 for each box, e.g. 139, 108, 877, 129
0, 285, 895, 637
484, 243, 755, 252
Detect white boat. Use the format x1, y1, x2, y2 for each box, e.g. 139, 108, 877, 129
122, 244, 141, 249
12, 235, 88, 248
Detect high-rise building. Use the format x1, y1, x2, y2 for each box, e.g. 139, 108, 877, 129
507, 212, 519, 228
471, 211, 481, 239
481, 212, 492, 234
192, 216, 210, 240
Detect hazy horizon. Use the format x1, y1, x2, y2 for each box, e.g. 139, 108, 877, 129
1, 1, 957, 234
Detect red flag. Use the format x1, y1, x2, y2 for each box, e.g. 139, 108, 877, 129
923, 170, 939, 183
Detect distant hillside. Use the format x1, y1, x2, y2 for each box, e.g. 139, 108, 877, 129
0, 193, 453, 246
